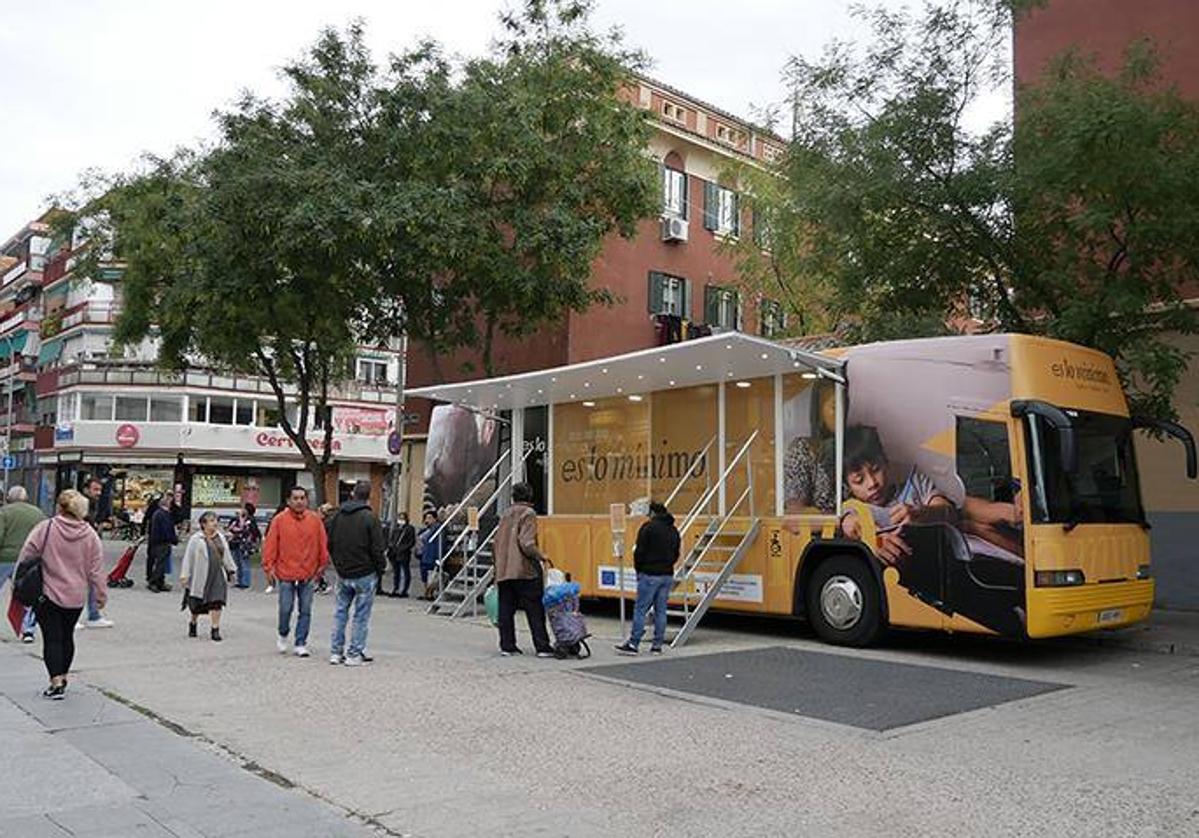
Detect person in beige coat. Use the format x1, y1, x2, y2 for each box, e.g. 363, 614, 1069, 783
493, 483, 553, 657
179, 512, 237, 641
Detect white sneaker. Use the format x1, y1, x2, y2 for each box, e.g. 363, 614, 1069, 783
86, 617, 114, 629
276, 635, 289, 654
294, 646, 310, 658
343, 654, 370, 667
264, 585, 275, 594
329, 653, 343, 665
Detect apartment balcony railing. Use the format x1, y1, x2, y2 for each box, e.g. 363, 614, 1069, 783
48, 362, 397, 404
1, 260, 27, 287
60, 303, 117, 331
0, 307, 40, 334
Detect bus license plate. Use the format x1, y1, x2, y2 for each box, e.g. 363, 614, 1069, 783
1097, 608, 1123, 625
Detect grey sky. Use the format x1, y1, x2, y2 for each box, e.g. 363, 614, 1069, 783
0, 1, 1009, 238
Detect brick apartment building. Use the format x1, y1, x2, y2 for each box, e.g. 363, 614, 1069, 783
0, 214, 403, 525
400, 76, 787, 506
1015, 0, 1199, 608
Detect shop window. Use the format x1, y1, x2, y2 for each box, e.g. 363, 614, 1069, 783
235, 399, 254, 426
209, 396, 235, 425
702, 182, 740, 237
356, 358, 388, 386
760, 299, 786, 338
258, 402, 283, 428
662, 166, 687, 219
150, 396, 183, 422
189, 397, 208, 423
81, 394, 114, 421
704, 285, 741, 331
647, 272, 691, 317
115, 395, 149, 422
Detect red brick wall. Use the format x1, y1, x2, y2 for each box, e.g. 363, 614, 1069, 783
1014, 0, 1199, 99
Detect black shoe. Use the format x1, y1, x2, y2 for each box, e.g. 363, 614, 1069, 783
614, 642, 638, 655
397, 592, 409, 599
650, 646, 664, 654
499, 648, 524, 657
188, 623, 197, 638
211, 628, 222, 642
42, 684, 65, 700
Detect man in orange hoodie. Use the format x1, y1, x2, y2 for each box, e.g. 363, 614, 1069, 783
262, 486, 329, 658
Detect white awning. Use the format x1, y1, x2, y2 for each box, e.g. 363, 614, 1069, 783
408, 332, 844, 412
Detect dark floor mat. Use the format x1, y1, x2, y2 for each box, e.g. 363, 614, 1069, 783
585, 646, 1066, 731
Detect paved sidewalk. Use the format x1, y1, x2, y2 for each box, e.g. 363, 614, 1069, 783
0, 643, 377, 838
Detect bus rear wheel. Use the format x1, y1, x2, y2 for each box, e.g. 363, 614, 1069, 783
806, 555, 884, 647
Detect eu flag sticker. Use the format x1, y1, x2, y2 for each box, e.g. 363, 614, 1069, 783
600, 569, 616, 587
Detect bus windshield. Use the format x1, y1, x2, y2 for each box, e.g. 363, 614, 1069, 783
1026, 409, 1146, 527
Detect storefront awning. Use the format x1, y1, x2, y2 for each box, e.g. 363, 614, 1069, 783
408, 332, 845, 412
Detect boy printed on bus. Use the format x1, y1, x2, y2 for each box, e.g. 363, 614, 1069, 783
838, 425, 955, 564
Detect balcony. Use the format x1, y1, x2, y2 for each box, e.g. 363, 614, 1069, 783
60, 302, 117, 331
1, 260, 27, 287
0, 306, 40, 335
0, 356, 39, 382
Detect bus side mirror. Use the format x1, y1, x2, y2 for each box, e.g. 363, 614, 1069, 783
1011, 400, 1078, 474
1133, 417, 1197, 480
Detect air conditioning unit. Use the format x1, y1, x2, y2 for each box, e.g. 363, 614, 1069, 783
660, 216, 688, 243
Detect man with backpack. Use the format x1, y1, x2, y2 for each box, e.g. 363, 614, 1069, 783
325, 481, 386, 666
615, 501, 680, 655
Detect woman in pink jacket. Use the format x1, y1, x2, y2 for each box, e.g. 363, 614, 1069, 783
16, 490, 106, 700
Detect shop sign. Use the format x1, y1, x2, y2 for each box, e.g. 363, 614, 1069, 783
54, 423, 74, 443
254, 432, 342, 452
115, 423, 140, 448
332, 406, 390, 437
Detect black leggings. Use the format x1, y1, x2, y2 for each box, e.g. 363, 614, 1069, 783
34, 599, 83, 679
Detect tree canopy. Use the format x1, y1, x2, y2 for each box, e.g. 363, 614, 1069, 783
63, 0, 655, 500
736, 0, 1199, 419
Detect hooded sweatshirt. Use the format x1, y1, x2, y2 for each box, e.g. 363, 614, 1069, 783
0, 501, 45, 565
326, 500, 386, 580
632, 511, 681, 576
16, 515, 106, 610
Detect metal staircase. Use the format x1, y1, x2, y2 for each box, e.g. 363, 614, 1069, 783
427, 446, 536, 618
666, 431, 762, 648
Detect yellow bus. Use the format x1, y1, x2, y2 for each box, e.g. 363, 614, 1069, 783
410, 332, 1195, 647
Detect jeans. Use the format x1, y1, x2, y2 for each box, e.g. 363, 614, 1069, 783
497, 577, 552, 654
390, 555, 411, 595
628, 573, 673, 649
231, 544, 252, 587
330, 574, 376, 658
21, 606, 36, 635
86, 587, 102, 621
277, 580, 314, 647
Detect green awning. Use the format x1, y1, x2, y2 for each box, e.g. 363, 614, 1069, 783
0, 331, 30, 361
36, 338, 62, 365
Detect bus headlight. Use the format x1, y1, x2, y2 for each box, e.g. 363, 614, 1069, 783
1035, 569, 1086, 587
1136, 564, 1152, 580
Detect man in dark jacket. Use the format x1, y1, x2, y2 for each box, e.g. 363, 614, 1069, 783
615, 501, 680, 655
147, 494, 178, 592
387, 512, 416, 598
326, 481, 386, 666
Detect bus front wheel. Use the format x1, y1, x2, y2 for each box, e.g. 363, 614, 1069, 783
806, 555, 884, 647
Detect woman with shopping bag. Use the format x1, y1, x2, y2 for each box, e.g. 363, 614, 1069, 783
492, 483, 554, 658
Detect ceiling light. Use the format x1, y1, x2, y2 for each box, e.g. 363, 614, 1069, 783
569, 393, 576, 399
537, 389, 543, 394
760, 353, 769, 360
601, 368, 608, 374
736, 381, 751, 388
726, 371, 735, 377
637, 374, 645, 380
628, 394, 643, 402
550, 377, 557, 383
695, 364, 703, 371
793, 361, 801, 367
668, 380, 676, 386
725, 344, 733, 350
582, 400, 596, 407
801, 372, 818, 380
616, 387, 623, 394
583, 382, 590, 388
659, 357, 667, 363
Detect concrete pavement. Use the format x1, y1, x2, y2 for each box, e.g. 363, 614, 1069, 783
4, 542, 1199, 837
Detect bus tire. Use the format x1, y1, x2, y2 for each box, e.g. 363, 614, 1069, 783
805, 555, 884, 647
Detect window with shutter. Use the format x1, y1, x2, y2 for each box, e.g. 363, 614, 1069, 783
704, 285, 741, 330
649, 272, 687, 316
663, 166, 687, 219
647, 271, 666, 314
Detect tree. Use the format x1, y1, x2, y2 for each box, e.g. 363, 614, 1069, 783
735, 0, 1199, 419
68, 26, 384, 504
363, 0, 656, 375
63, 1, 656, 501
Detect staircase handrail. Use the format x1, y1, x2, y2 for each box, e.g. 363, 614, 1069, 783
678, 430, 759, 539
674, 481, 754, 587
428, 446, 512, 547
662, 434, 717, 513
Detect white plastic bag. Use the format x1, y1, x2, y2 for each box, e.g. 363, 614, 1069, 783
544, 567, 567, 589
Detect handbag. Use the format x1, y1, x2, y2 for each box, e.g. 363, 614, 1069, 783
13, 521, 54, 608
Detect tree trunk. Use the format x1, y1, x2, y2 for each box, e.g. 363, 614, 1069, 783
482, 313, 497, 377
